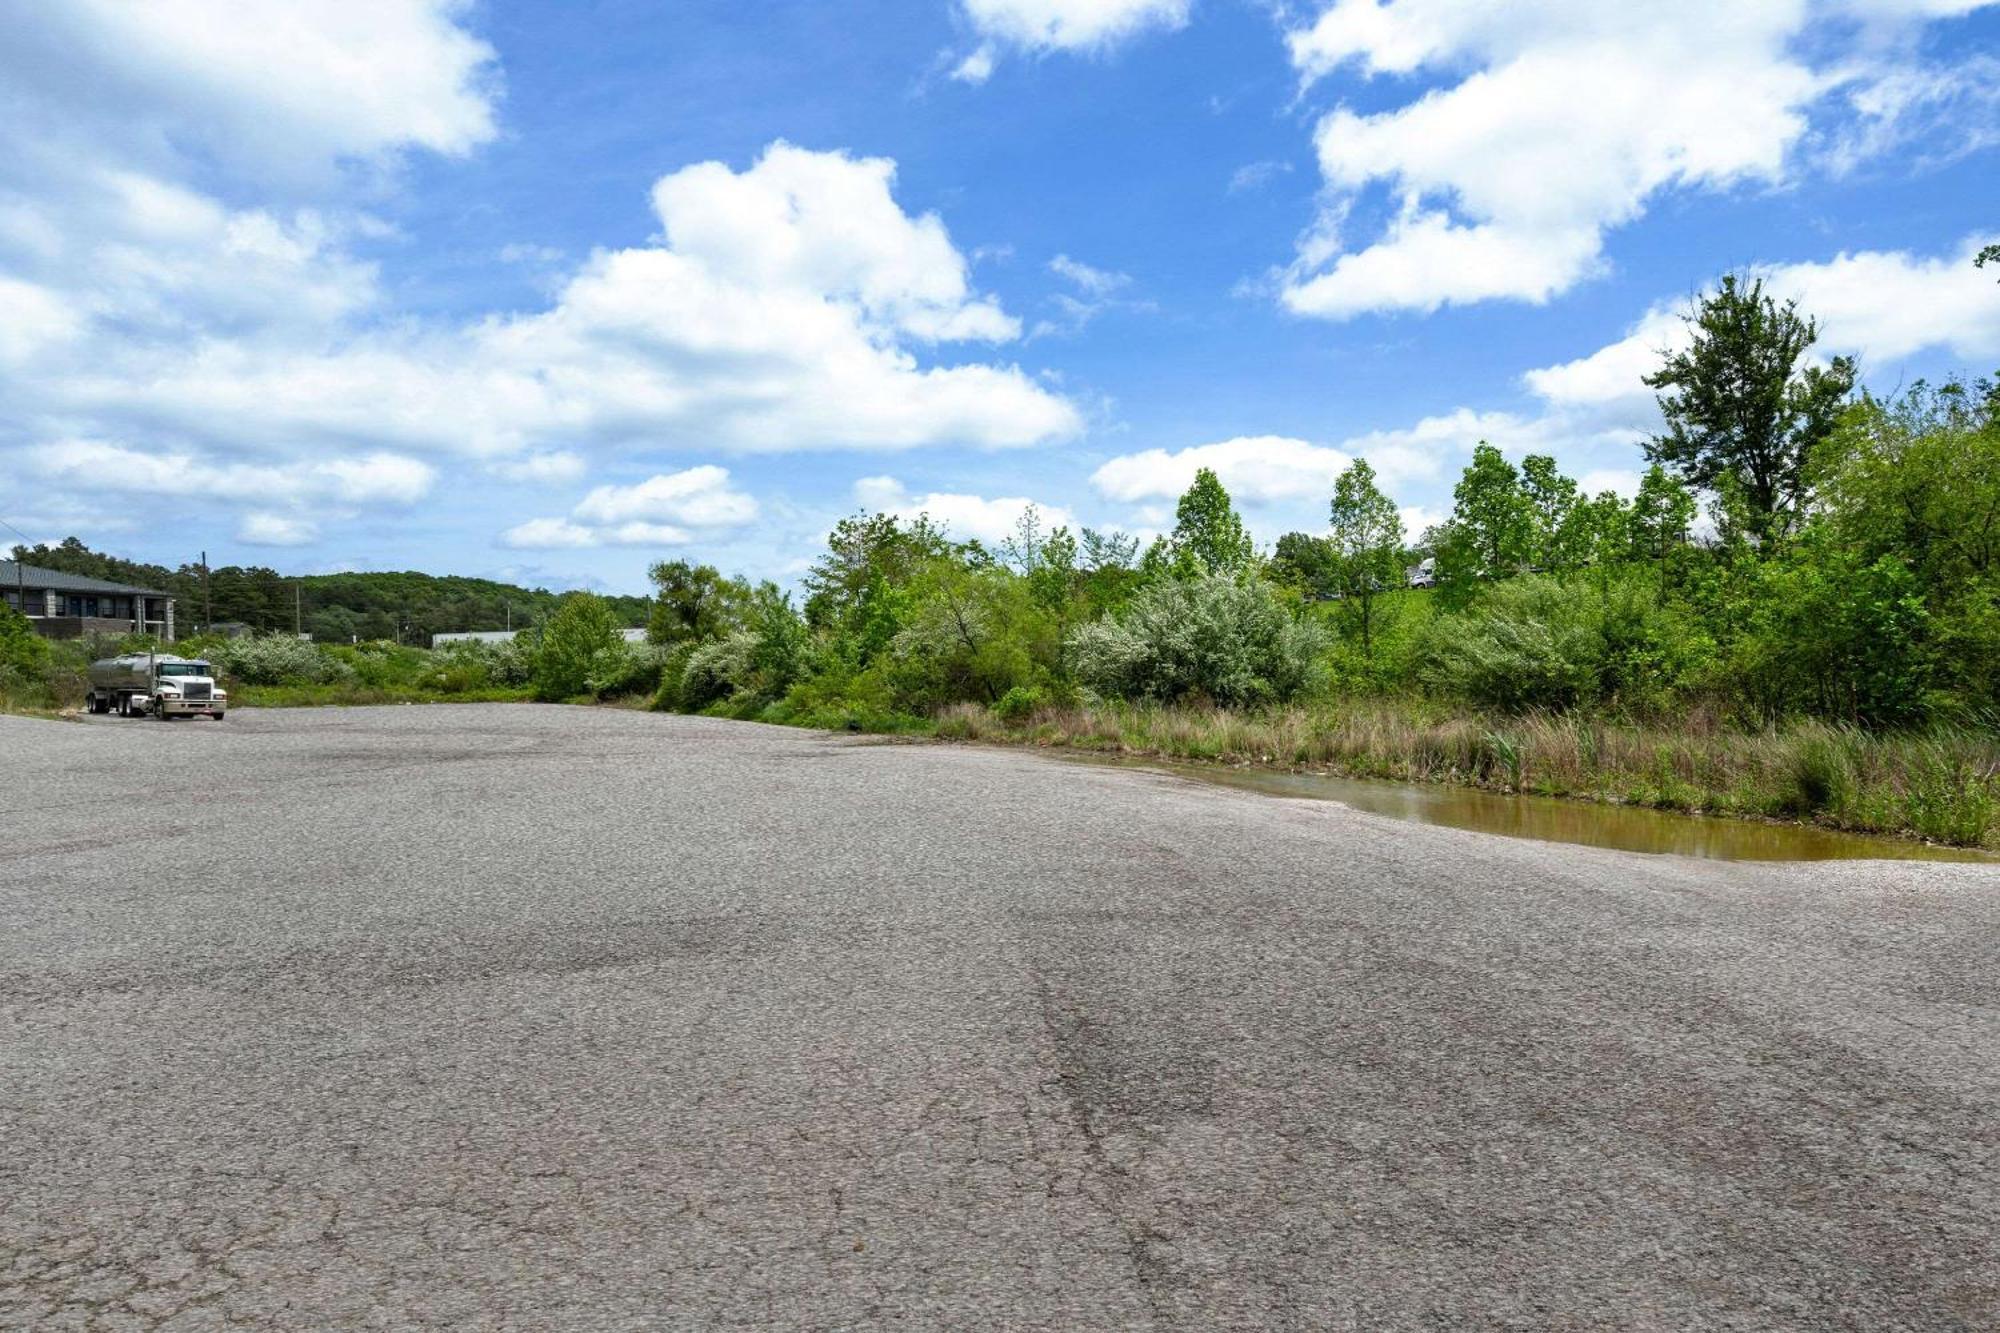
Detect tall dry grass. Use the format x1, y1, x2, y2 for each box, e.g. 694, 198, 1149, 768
933, 698, 2000, 847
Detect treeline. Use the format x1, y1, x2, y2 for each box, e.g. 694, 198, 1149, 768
628, 277, 1998, 734
574, 273, 2000, 841
5, 538, 650, 641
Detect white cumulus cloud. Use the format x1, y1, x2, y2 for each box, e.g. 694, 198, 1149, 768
28, 441, 436, 505
500, 518, 602, 550
962, 0, 1188, 50
853, 476, 1078, 546
506, 466, 759, 550
238, 513, 320, 547
1279, 1, 1995, 319
0, 0, 498, 179
572, 466, 760, 528
1526, 234, 2000, 428
1091, 436, 1352, 504
952, 0, 1190, 81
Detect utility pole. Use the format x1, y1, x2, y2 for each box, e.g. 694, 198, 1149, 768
1, 514, 30, 618
295, 582, 302, 636
201, 550, 212, 635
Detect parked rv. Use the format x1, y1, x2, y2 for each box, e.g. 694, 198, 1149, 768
85, 654, 227, 719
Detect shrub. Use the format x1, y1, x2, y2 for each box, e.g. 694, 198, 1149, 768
1722, 543, 1934, 727
431, 638, 532, 688
0, 604, 58, 709
529, 593, 625, 701
679, 631, 760, 711
213, 633, 353, 685
1418, 573, 1709, 713
993, 684, 1043, 724
666, 590, 811, 714
587, 643, 668, 698
882, 565, 1047, 710
0, 604, 51, 676
1068, 573, 1326, 709
649, 642, 701, 711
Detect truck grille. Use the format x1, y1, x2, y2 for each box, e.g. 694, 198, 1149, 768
183, 683, 211, 701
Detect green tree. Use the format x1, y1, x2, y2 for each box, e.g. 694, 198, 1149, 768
1629, 464, 1697, 569
1269, 532, 1338, 599
1643, 274, 1856, 541
306, 606, 358, 645
1075, 527, 1142, 617
1726, 536, 1933, 726
1079, 527, 1138, 572
1327, 459, 1405, 655
800, 512, 959, 671
1815, 379, 2000, 712
647, 560, 751, 645
530, 592, 625, 701
0, 602, 52, 677
1979, 243, 1999, 278
1445, 443, 1533, 583
1520, 454, 1582, 570
1170, 468, 1253, 575
886, 561, 1047, 707
1566, 490, 1632, 577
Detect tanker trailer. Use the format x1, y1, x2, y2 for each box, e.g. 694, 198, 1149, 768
85, 653, 228, 719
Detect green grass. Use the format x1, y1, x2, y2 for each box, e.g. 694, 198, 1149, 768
929, 697, 2000, 848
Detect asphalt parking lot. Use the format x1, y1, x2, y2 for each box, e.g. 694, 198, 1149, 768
3, 704, 1997, 1329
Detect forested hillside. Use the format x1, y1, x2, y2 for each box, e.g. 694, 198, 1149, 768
5, 539, 650, 641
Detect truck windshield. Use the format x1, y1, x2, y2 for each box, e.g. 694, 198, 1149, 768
155, 663, 209, 677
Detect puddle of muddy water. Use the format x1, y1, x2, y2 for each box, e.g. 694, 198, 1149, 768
1077, 758, 1994, 864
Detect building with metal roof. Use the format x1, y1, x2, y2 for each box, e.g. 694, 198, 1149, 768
1, 561, 176, 641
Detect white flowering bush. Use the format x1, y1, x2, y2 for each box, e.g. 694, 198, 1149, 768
1068, 573, 1326, 708
213, 633, 354, 685
679, 631, 760, 710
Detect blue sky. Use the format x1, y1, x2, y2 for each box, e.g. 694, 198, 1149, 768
2, 0, 1997, 595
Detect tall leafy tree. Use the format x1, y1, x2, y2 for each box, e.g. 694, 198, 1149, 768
1269, 532, 1338, 599
647, 560, 750, 645
1079, 527, 1138, 572
802, 511, 953, 656
1643, 274, 1855, 541
1567, 490, 1632, 578
1327, 459, 1405, 655
1445, 443, 1533, 582
1075, 527, 1142, 615
1979, 243, 1999, 278
1629, 464, 1697, 569
1170, 467, 1254, 575
1520, 454, 1583, 570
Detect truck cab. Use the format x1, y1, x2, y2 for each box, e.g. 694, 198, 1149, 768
85, 654, 228, 719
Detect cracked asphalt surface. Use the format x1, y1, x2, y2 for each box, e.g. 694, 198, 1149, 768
2, 703, 1997, 1330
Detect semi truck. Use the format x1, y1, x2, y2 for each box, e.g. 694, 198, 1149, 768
85, 653, 228, 719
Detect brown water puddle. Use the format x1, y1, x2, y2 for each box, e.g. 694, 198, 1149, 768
1084, 759, 1994, 863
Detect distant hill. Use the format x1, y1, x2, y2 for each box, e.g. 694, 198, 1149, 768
10, 537, 651, 642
